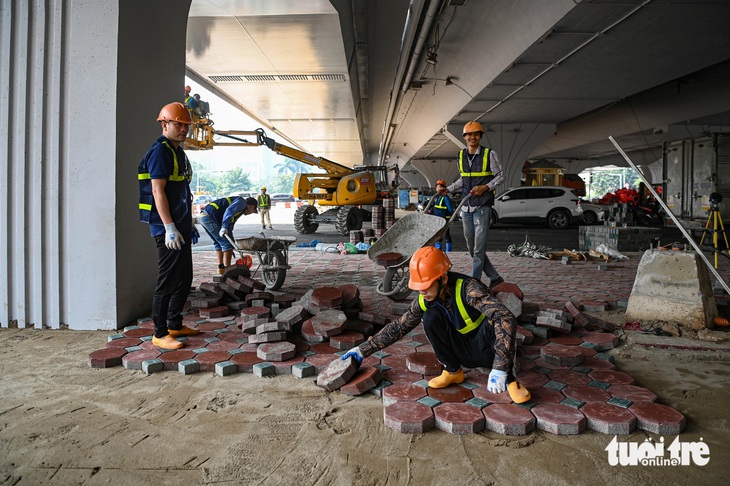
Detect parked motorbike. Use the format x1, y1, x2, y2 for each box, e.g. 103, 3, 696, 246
635, 201, 665, 225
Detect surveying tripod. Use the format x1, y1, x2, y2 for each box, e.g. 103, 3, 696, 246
699, 193, 729, 269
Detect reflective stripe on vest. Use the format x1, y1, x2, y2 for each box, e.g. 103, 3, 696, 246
209, 197, 232, 211
434, 196, 447, 210
417, 279, 485, 334
258, 194, 270, 208
458, 149, 493, 177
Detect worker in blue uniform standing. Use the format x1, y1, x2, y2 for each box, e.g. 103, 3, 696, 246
443, 121, 504, 288
138, 102, 201, 350
432, 179, 454, 252
198, 195, 258, 274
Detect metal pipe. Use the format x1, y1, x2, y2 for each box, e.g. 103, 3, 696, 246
608, 136, 730, 294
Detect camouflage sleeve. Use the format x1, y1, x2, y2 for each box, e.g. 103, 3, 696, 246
358, 298, 424, 357
464, 279, 516, 372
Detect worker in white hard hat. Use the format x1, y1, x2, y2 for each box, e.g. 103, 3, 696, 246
258, 186, 272, 229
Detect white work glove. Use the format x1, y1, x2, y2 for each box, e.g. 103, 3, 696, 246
341, 347, 364, 369
164, 223, 184, 250
487, 369, 507, 394
219, 227, 228, 238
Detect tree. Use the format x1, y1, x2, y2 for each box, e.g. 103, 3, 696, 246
275, 157, 308, 175
220, 167, 252, 195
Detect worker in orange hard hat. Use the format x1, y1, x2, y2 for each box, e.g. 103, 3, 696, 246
341, 246, 530, 403
441, 120, 505, 288
137, 102, 200, 351
432, 179, 454, 251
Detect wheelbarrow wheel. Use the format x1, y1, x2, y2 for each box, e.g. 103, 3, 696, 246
382, 266, 412, 301
261, 249, 287, 291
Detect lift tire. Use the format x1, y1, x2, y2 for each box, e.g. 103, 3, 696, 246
294, 205, 320, 234
335, 206, 364, 235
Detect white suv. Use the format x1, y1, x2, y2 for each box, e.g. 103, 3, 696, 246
490, 186, 583, 229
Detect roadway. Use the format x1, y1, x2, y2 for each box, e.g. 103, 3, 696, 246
193, 203, 688, 254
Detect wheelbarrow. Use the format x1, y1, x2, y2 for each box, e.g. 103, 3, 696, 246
367, 194, 470, 300
226, 234, 297, 291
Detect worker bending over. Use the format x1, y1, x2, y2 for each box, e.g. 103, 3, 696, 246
198, 196, 258, 274
342, 246, 530, 403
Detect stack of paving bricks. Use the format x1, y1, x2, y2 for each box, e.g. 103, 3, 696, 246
349, 230, 363, 245
88, 279, 686, 438
606, 202, 635, 226
579, 225, 662, 252
382, 197, 396, 229
371, 206, 385, 238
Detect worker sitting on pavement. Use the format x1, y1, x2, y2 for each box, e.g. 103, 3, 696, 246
198, 196, 258, 274
433, 179, 454, 252
342, 246, 530, 403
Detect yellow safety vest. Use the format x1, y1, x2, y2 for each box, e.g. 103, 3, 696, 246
418, 278, 485, 334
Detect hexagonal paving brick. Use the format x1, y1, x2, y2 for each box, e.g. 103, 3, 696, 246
529, 386, 565, 404
123, 327, 154, 338
205, 340, 242, 353
122, 349, 161, 370
257, 341, 296, 361
581, 356, 616, 370
106, 337, 143, 349
241, 306, 271, 318
607, 384, 657, 403
406, 352, 443, 375
316, 356, 357, 391
581, 402, 636, 435
434, 403, 486, 434
515, 370, 550, 388
158, 349, 197, 370
562, 384, 611, 403
588, 370, 635, 385
532, 403, 587, 435
312, 287, 343, 308
376, 252, 404, 267
483, 403, 536, 436
340, 367, 382, 396
256, 321, 289, 334
305, 353, 339, 373
581, 331, 619, 351
383, 401, 435, 434
629, 402, 686, 434
427, 385, 474, 403
195, 351, 232, 371
196, 321, 227, 331
329, 331, 365, 350
547, 369, 592, 385
248, 331, 287, 344
88, 347, 127, 368
337, 283, 360, 305
230, 352, 262, 372
382, 383, 429, 406
541, 344, 585, 367
549, 335, 583, 346
472, 387, 513, 404
310, 310, 347, 337
300, 319, 327, 343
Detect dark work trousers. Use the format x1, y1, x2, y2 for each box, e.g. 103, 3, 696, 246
422, 306, 516, 382
152, 235, 193, 338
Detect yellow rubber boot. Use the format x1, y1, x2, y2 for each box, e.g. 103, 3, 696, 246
168, 325, 201, 337
508, 381, 531, 404
428, 369, 465, 389
152, 335, 183, 350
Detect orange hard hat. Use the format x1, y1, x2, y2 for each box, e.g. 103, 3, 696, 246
436, 179, 447, 187
462, 121, 484, 136
157, 102, 192, 124
408, 246, 451, 291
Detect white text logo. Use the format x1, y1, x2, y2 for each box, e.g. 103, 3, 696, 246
606, 436, 710, 466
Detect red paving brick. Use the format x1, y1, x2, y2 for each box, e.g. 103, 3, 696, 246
434, 403, 486, 434
541, 344, 585, 367
406, 352, 443, 375
427, 385, 474, 403
629, 402, 686, 434
316, 356, 357, 391
532, 403, 587, 435
581, 402, 636, 435
89, 249, 692, 438
483, 404, 536, 436
383, 401, 435, 434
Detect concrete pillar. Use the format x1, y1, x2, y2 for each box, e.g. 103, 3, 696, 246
625, 250, 718, 332
0, 0, 191, 330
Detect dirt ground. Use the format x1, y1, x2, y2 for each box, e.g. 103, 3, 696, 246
1, 317, 728, 486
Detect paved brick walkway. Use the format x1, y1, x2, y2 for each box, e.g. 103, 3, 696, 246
88, 248, 730, 436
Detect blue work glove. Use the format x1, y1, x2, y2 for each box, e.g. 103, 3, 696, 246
487, 369, 507, 394
341, 347, 364, 369
191, 226, 199, 245
219, 227, 228, 238
164, 223, 184, 250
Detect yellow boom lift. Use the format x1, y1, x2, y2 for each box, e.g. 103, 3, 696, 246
185, 115, 399, 235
